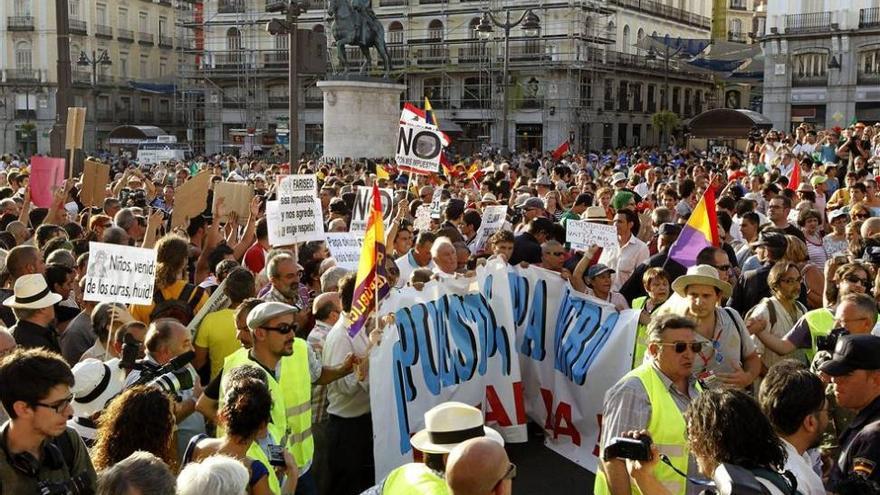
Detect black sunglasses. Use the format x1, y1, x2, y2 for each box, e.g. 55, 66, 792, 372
262, 323, 297, 335
844, 274, 869, 286
657, 342, 704, 354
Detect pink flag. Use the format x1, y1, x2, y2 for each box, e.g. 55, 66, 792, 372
30, 156, 66, 208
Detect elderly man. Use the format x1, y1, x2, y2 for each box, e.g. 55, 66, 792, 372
5, 274, 62, 353
446, 438, 513, 495
113, 208, 145, 246
539, 240, 566, 273
432, 237, 458, 276
395, 231, 436, 287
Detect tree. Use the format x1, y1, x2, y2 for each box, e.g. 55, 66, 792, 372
652, 110, 680, 148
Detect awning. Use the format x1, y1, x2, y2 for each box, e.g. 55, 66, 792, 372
107, 125, 168, 145
688, 109, 773, 139
439, 120, 464, 133
127, 81, 176, 94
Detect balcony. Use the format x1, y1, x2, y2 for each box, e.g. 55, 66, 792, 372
727, 31, 748, 43
784, 12, 832, 34
791, 74, 827, 87
509, 41, 549, 62
5, 69, 40, 83
97, 74, 116, 85
69, 18, 87, 35
729, 0, 747, 11
211, 51, 256, 69
389, 45, 407, 65
305, 0, 325, 10
379, 0, 406, 6
264, 50, 289, 67
95, 24, 113, 38
72, 71, 92, 86
218, 0, 246, 13
860, 7, 880, 28
609, 0, 710, 30
7, 16, 34, 31
459, 43, 489, 63
159, 35, 173, 48
416, 47, 449, 64
138, 32, 155, 45
118, 29, 134, 42
419, 0, 444, 4
15, 109, 37, 119
858, 71, 880, 85
268, 96, 288, 109
304, 94, 323, 109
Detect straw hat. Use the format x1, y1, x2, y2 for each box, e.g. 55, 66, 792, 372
71, 359, 126, 418
409, 402, 504, 454
583, 206, 610, 223
3, 274, 63, 309
671, 264, 732, 299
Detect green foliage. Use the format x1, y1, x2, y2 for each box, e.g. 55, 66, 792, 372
651, 110, 680, 132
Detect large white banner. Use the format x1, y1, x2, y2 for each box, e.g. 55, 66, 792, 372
83, 242, 158, 305
370, 261, 637, 478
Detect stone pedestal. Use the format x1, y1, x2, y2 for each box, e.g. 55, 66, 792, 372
317, 79, 406, 159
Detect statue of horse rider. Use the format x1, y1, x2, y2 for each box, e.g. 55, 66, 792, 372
350, 0, 379, 46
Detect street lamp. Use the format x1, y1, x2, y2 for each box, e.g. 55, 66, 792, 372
477, 8, 541, 157
267, 1, 307, 163
77, 49, 112, 86
645, 44, 682, 113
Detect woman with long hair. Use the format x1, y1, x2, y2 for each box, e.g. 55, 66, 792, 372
783, 235, 824, 310
92, 386, 176, 472
130, 234, 209, 324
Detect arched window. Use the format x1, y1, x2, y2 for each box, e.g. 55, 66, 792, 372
227, 27, 241, 50
469, 17, 480, 39
428, 19, 443, 40
15, 41, 32, 69
622, 25, 630, 54
637, 28, 645, 53
730, 18, 742, 36
313, 24, 325, 33
387, 21, 403, 44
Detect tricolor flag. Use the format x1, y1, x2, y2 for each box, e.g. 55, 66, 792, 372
786, 160, 800, 191
424, 97, 438, 127
667, 187, 720, 268
551, 140, 570, 161
348, 184, 390, 337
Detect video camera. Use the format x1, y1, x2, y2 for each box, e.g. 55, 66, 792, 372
124, 349, 197, 400
817, 327, 848, 354
602, 436, 652, 461
37, 471, 93, 495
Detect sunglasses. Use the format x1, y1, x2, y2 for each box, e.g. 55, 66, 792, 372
657, 341, 705, 354
494, 463, 517, 487
33, 394, 74, 414
262, 323, 297, 335
844, 274, 869, 286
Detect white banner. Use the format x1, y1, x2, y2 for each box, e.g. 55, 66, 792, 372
370, 261, 637, 478
267, 174, 324, 246
83, 242, 158, 305
325, 233, 364, 271
566, 220, 618, 250
471, 205, 508, 254
395, 121, 442, 174
350, 186, 393, 233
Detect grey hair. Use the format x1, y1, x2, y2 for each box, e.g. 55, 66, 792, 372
267, 252, 296, 280
430, 236, 455, 259
97, 451, 176, 495
177, 454, 249, 495
114, 208, 137, 231
541, 240, 563, 254
647, 314, 697, 343
320, 266, 349, 292
12, 307, 40, 322
91, 302, 127, 343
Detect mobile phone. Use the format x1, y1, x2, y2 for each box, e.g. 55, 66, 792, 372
268, 444, 286, 467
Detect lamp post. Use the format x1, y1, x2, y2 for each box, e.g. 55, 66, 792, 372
77, 50, 111, 151
646, 44, 683, 147
477, 8, 540, 157
267, 1, 307, 164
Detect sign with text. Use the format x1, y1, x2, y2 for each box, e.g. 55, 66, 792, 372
83, 242, 157, 305
566, 220, 618, 250
350, 186, 393, 233
325, 233, 364, 271
395, 121, 442, 174
471, 205, 507, 254
266, 174, 324, 246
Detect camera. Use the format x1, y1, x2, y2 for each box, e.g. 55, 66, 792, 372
268, 444, 286, 467
37, 472, 92, 495
602, 435, 652, 461
128, 350, 197, 400
817, 327, 848, 354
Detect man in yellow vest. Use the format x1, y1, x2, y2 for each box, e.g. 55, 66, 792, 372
214, 301, 357, 495
595, 314, 707, 495
365, 402, 504, 495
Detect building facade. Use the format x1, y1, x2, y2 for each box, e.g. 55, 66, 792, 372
0, 0, 191, 156
183, 0, 717, 156
762, 0, 880, 131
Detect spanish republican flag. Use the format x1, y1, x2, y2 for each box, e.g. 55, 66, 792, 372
667, 186, 720, 268
348, 184, 390, 337
425, 97, 438, 127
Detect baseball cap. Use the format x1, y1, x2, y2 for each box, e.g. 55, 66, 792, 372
522, 197, 544, 210
247, 301, 300, 330
611, 172, 627, 185
820, 335, 880, 376
829, 209, 849, 222
586, 264, 614, 279
810, 175, 828, 187
751, 231, 788, 251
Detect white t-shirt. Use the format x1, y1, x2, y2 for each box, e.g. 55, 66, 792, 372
781, 439, 825, 495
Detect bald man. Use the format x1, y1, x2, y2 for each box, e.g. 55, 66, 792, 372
0, 328, 17, 423
309, 291, 343, 495
446, 438, 514, 495
861, 216, 880, 240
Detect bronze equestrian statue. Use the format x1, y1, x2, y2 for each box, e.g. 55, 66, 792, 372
327, 0, 392, 79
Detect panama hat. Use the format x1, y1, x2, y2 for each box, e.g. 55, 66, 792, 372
583, 206, 610, 223
409, 402, 504, 454
671, 264, 732, 299
71, 358, 126, 418
3, 274, 63, 309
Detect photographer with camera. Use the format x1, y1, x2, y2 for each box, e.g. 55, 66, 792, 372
595, 314, 707, 495
0, 348, 97, 494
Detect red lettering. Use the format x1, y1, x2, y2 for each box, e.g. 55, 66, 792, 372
484, 385, 511, 427
512, 381, 526, 425
540, 388, 554, 431
539, 387, 581, 446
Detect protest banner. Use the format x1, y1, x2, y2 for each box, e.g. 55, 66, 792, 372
30, 156, 66, 208
412, 204, 433, 232
350, 186, 393, 232
212, 181, 254, 223
370, 260, 638, 478
83, 242, 158, 305
395, 120, 442, 174
266, 175, 324, 246
277, 174, 317, 196
81, 158, 110, 208
171, 171, 212, 228
189, 277, 231, 337
566, 220, 618, 250
471, 205, 507, 254
325, 233, 364, 271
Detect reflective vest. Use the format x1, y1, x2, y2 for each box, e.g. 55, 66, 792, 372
631, 297, 649, 369
804, 308, 834, 362
382, 463, 449, 495
219, 340, 314, 475
594, 363, 694, 495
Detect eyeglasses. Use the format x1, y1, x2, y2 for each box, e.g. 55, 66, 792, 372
494, 463, 517, 487
33, 395, 74, 414
656, 341, 705, 353
844, 274, 869, 286
262, 323, 296, 335
714, 264, 731, 272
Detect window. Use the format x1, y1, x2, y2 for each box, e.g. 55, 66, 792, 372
794, 52, 828, 78
622, 25, 630, 55
580, 75, 592, 108
15, 41, 32, 69
69, 0, 80, 18
141, 98, 151, 113
388, 21, 404, 43
468, 17, 480, 39
604, 79, 613, 111
139, 12, 149, 33
159, 57, 168, 77
119, 8, 128, 29
97, 3, 107, 24
462, 76, 489, 109
275, 33, 288, 50
428, 19, 443, 40
227, 27, 242, 50
159, 17, 168, 38
423, 77, 449, 107
860, 49, 880, 75
14, 0, 31, 16
140, 55, 149, 78
119, 52, 129, 77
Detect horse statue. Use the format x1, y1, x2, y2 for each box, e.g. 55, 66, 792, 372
327, 0, 392, 79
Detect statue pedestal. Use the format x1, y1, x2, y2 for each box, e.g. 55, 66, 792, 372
317, 79, 406, 159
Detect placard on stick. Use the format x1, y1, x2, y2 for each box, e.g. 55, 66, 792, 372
83, 242, 157, 305
212, 182, 254, 223
29, 156, 66, 208
171, 171, 212, 228
566, 220, 618, 250
81, 158, 110, 208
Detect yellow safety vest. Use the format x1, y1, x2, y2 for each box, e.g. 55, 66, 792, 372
631, 297, 649, 369
219, 341, 315, 474
382, 463, 449, 495
594, 363, 694, 495
803, 308, 834, 362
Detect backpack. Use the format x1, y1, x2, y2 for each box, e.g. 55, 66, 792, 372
149, 283, 205, 325
756, 297, 807, 329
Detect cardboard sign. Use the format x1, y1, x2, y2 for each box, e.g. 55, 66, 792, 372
30, 156, 66, 208
83, 242, 157, 305
350, 186, 393, 232
171, 171, 212, 228
267, 175, 325, 246
471, 205, 507, 254
566, 220, 618, 250
81, 158, 110, 208
65, 107, 87, 150
212, 182, 254, 223
395, 121, 442, 174
325, 232, 364, 271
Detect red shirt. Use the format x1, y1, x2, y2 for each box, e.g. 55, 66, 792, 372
244, 243, 267, 273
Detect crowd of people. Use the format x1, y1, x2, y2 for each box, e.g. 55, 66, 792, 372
2, 120, 880, 494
